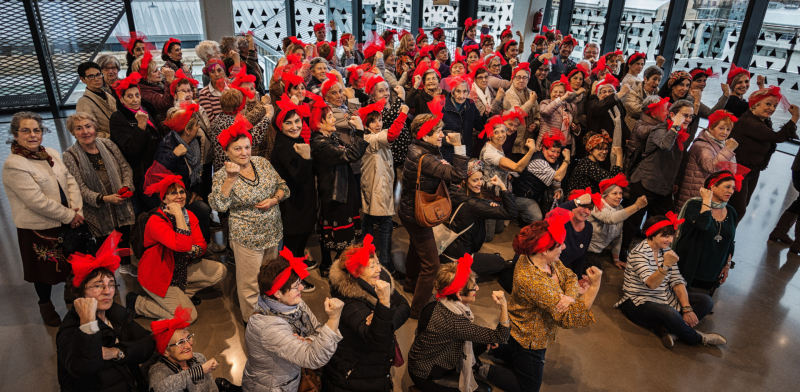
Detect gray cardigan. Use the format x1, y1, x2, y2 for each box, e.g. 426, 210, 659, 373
148, 353, 219, 392
630, 123, 683, 196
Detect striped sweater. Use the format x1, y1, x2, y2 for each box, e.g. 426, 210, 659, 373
198, 84, 224, 124
614, 240, 687, 311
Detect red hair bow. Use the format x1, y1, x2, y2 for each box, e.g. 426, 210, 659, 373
480, 33, 493, 43
592, 57, 612, 76
533, 53, 552, 66
150, 305, 193, 354
595, 73, 620, 91
512, 62, 531, 80
561, 35, 578, 47
316, 41, 334, 61
276, 93, 311, 125
345, 235, 376, 277
502, 40, 517, 54
479, 115, 505, 139
363, 31, 386, 59
431, 27, 445, 40
365, 75, 386, 95
569, 187, 605, 211
432, 42, 448, 56
533, 35, 547, 44
164, 101, 200, 132
599, 173, 629, 194
265, 247, 310, 296
465, 18, 481, 29
162, 38, 181, 55
413, 61, 441, 90
689, 68, 719, 80
707, 110, 738, 128
645, 96, 671, 116
289, 36, 306, 47
667, 119, 690, 151
492, 51, 508, 66
555, 74, 574, 92
436, 253, 474, 299
399, 29, 412, 41
217, 113, 253, 148
749, 85, 791, 110
116, 31, 153, 55
529, 208, 573, 254
112, 73, 142, 98
726, 62, 751, 86
314, 23, 326, 32
416, 28, 428, 44
645, 211, 685, 237
68, 230, 131, 288
306, 91, 329, 132
321, 72, 341, 97
464, 45, 480, 56
169, 69, 199, 97
541, 129, 566, 149
417, 95, 445, 139
137, 50, 153, 79
567, 63, 589, 80
500, 25, 513, 38
451, 52, 467, 71
711, 162, 751, 191
468, 60, 487, 77
358, 99, 386, 124
445, 75, 471, 91
143, 161, 185, 199
339, 33, 353, 48
627, 52, 645, 65
282, 72, 305, 95
502, 106, 528, 124
230, 67, 255, 112
542, 26, 560, 35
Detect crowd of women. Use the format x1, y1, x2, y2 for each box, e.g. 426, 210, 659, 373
4, 19, 799, 392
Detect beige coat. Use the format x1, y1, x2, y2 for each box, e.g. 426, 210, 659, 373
503, 86, 541, 154
76, 90, 116, 138
361, 131, 395, 216
2, 147, 83, 230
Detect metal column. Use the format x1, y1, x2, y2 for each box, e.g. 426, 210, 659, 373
411, 0, 423, 35
123, 0, 135, 32
456, 0, 479, 48
601, 0, 625, 54
352, 0, 363, 43
557, 0, 575, 37
286, 0, 296, 37
732, 1, 769, 68
658, 0, 689, 79
22, 0, 60, 117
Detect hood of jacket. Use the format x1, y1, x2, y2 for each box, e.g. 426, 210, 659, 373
329, 257, 394, 307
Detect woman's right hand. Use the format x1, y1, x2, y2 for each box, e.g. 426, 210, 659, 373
202, 358, 219, 374
103, 194, 126, 205
554, 294, 574, 313
349, 115, 364, 130
489, 175, 507, 191
699, 187, 713, 203
135, 111, 148, 129
413, 74, 422, 89
663, 250, 679, 266
294, 143, 311, 160
374, 280, 392, 306
562, 149, 571, 161
445, 132, 462, 146
173, 144, 188, 157
324, 297, 344, 318
163, 202, 183, 217
225, 162, 240, 179
491, 291, 507, 308
635, 195, 648, 209
70, 208, 84, 227
670, 113, 685, 128
724, 138, 739, 151
74, 297, 97, 325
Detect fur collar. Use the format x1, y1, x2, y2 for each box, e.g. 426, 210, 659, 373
329, 257, 394, 307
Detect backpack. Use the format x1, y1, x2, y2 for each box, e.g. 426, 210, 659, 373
130, 208, 169, 259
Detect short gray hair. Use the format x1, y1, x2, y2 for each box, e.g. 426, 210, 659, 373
309, 57, 329, 70
8, 111, 49, 141
670, 99, 693, 115
95, 54, 120, 71
640, 95, 663, 113
219, 36, 237, 54
195, 40, 220, 63
66, 112, 99, 136
643, 66, 663, 81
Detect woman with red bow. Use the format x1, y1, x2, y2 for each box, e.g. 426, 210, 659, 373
243, 250, 344, 392
586, 174, 648, 270
615, 214, 726, 348
116, 31, 152, 77
323, 235, 411, 391
568, 133, 624, 194
621, 66, 663, 132
133, 50, 176, 127
619, 52, 647, 87
585, 75, 630, 165
160, 37, 190, 74
408, 254, 516, 392
462, 17, 481, 48
621, 99, 694, 256
537, 74, 581, 154
674, 167, 741, 293
129, 162, 226, 323
57, 232, 155, 392
493, 208, 600, 392
728, 86, 799, 223
722, 63, 764, 118
208, 114, 290, 323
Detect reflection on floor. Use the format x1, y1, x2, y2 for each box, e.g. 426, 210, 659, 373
1, 117, 800, 391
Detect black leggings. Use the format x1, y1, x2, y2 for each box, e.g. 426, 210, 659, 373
283, 232, 312, 258
34, 282, 52, 304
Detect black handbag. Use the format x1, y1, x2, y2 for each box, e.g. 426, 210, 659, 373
58, 223, 97, 257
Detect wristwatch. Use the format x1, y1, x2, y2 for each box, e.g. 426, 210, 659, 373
659, 263, 669, 274
114, 348, 125, 361
574, 198, 582, 206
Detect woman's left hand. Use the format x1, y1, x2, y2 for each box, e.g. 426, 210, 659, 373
555, 294, 575, 313
683, 311, 699, 328
720, 265, 730, 284
255, 197, 278, 211
102, 347, 121, 361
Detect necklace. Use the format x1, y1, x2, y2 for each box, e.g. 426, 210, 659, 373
238, 162, 260, 186
713, 216, 724, 242
526, 255, 553, 277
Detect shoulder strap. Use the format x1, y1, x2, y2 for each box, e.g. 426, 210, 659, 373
416, 153, 429, 189
66, 150, 80, 168
84, 94, 112, 120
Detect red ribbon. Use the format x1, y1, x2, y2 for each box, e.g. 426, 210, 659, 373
533, 35, 547, 44
314, 23, 326, 32
512, 62, 531, 80
707, 110, 739, 128
276, 93, 311, 125
321, 72, 341, 97
711, 162, 751, 191
138, 50, 153, 79
645, 96, 671, 116
492, 51, 508, 66
627, 52, 645, 65
595, 73, 620, 91
726, 62, 751, 86
445, 75, 471, 91
502, 106, 528, 124
162, 37, 181, 55
416, 28, 428, 44
151, 305, 193, 354
542, 26, 560, 35
465, 17, 482, 29
289, 36, 306, 47
553, 74, 574, 93
112, 73, 142, 99
417, 95, 445, 139
358, 99, 387, 125
592, 57, 612, 76
117, 186, 133, 199
749, 85, 791, 110
343, 235, 376, 277
541, 129, 566, 149
68, 230, 131, 287
463, 45, 480, 56
690, 68, 719, 80
436, 253, 474, 299
479, 115, 505, 139
569, 187, 605, 211
282, 72, 305, 95
645, 211, 685, 237
413, 61, 441, 90
399, 29, 412, 41
365, 75, 386, 95
217, 113, 253, 148
599, 173, 629, 194
266, 247, 310, 296
502, 40, 517, 54
500, 25, 513, 38
163, 101, 200, 132
530, 208, 573, 254
169, 69, 199, 97
667, 119, 690, 151
561, 35, 578, 47
306, 91, 329, 132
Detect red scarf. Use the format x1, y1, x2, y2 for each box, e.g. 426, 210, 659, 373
11, 141, 53, 167
666, 120, 689, 151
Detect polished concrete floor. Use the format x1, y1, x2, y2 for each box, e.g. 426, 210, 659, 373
2, 116, 800, 392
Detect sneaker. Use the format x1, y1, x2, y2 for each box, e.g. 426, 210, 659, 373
660, 326, 674, 348
301, 279, 316, 293
304, 258, 319, 271
118, 263, 138, 277
208, 242, 227, 253
698, 331, 727, 346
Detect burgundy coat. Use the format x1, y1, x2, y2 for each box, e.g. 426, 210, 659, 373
675, 130, 736, 210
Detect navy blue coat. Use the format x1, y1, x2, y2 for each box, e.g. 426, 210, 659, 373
154, 133, 202, 194
440, 94, 486, 163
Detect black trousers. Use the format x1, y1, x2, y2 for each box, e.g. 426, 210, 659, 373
787, 170, 800, 215
283, 232, 312, 259
621, 181, 675, 252
727, 170, 760, 225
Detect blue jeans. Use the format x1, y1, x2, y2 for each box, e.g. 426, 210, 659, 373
515, 196, 542, 226
619, 292, 714, 345
490, 336, 546, 392
362, 214, 394, 272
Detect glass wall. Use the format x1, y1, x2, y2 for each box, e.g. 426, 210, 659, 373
422, 0, 459, 54
478, 0, 515, 41
570, 0, 609, 61
615, 0, 670, 68
548, 0, 560, 28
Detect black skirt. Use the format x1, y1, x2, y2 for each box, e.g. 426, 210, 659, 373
17, 226, 71, 285
318, 171, 362, 251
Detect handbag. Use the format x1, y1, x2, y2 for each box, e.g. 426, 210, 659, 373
414, 154, 452, 227
432, 202, 473, 256
297, 368, 321, 392
393, 334, 405, 367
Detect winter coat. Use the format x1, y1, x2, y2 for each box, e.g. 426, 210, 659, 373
56, 303, 155, 392
537, 95, 579, 151
405, 88, 437, 117
630, 122, 684, 196
361, 129, 396, 216
324, 260, 411, 391
153, 133, 204, 194
730, 110, 798, 172
271, 131, 317, 235
586, 94, 630, 145
441, 95, 485, 162
625, 113, 662, 172
147, 353, 219, 392
242, 300, 342, 392
109, 105, 162, 188
311, 131, 369, 204
527, 56, 550, 103
676, 130, 736, 210
138, 80, 175, 127
503, 85, 541, 154
76, 89, 117, 138
441, 184, 517, 261
138, 209, 207, 298
622, 81, 657, 132
399, 139, 469, 222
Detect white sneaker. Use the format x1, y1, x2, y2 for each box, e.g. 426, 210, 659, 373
698, 331, 727, 346
118, 264, 138, 277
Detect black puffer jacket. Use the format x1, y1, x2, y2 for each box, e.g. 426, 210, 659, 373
311, 130, 369, 203
442, 184, 517, 261
109, 102, 161, 188
399, 139, 469, 222
730, 110, 798, 172
57, 302, 155, 392
323, 259, 411, 391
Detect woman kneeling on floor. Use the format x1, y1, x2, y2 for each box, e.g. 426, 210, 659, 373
615, 213, 727, 348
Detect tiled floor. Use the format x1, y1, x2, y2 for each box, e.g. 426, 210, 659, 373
2, 119, 800, 391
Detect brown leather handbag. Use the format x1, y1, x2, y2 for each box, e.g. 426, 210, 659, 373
414, 154, 452, 227
298, 368, 321, 392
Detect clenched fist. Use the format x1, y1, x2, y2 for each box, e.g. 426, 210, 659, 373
293, 143, 311, 160
225, 161, 241, 179
324, 297, 345, 317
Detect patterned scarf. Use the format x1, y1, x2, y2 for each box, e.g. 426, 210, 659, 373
440, 299, 477, 392
255, 295, 316, 338
11, 141, 53, 167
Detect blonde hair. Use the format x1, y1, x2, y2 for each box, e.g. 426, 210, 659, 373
131, 56, 157, 76
165, 106, 199, 133
66, 112, 99, 135
397, 34, 414, 55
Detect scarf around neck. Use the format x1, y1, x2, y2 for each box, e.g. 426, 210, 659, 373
472, 82, 492, 110
705, 130, 726, 149
172, 132, 201, 186
256, 295, 316, 337
675, 197, 728, 242
70, 141, 132, 235
11, 141, 53, 167
440, 299, 477, 392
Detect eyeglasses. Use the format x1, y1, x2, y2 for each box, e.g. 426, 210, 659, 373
475, 76, 488, 81
488, 64, 501, 69
166, 333, 195, 349
84, 73, 103, 80
166, 190, 186, 197
514, 76, 530, 81
103, 67, 119, 72
290, 280, 304, 292
18, 128, 43, 135
86, 283, 119, 292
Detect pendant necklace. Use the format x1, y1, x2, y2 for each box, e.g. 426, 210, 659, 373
713, 216, 723, 242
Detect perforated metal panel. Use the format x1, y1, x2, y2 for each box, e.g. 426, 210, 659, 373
0, 0, 49, 109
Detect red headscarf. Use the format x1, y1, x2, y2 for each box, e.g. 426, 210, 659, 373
306, 91, 329, 132
416, 28, 428, 44
413, 61, 441, 90
217, 113, 253, 149
748, 85, 791, 110
436, 253, 474, 299
463, 45, 480, 57
561, 35, 578, 47
644, 96, 671, 118
339, 33, 353, 48
599, 173, 629, 194
358, 99, 386, 124
500, 25, 513, 39
282, 72, 305, 95
150, 306, 193, 354
522, 208, 574, 254
162, 38, 181, 55
533, 53, 552, 66
137, 50, 154, 79
551, 75, 573, 94
450, 52, 467, 72
592, 57, 612, 76
316, 41, 335, 61
68, 230, 131, 287
627, 52, 645, 65
202, 58, 225, 76
321, 72, 341, 97
584, 133, 612, 152
116, 31, 153, 55
567, 63, 590, 80
169, 69, 199, 97
569, 187, 605, 211
314, 23, 326, 32
490, 51, 507, 66
512, 62, 531, 80
143, 161, 185, 199
163, 101, 200, 132
533, 35, 547, 45
502, 106, 528, 124
710, 162, 751, 191
689, 68, 719, 80
417, 95, 446, 139
594, 73, 620, 93
344, 235, 376, 277
431, 27, 445, 40
541, 129, 566, 149
266, 247, 310, 296
275, 93, 311, 125
229, 67, 256, 112
289, 36, 306, 47
502, 40, 517, 55
464, 17, 481, 30
363, 32, 386, 59
445, 75, 471, 92
398, 29, 412, 41
726, 62, 751, 86
645, 211, 684, 237
112, 73, 142, 99
365, 75, 386, 95
707, 110, 738, 129
479, 115, 505, 139
542, 26, 560, 35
